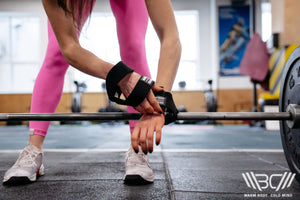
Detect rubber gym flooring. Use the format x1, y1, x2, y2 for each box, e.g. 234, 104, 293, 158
0, 123, 299, 199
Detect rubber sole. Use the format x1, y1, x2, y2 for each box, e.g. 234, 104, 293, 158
3, 166, 44, 186
123, 175, 153, 185
3, 177, 33, 186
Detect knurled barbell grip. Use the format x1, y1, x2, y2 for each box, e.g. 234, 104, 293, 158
175, 112, 292, 121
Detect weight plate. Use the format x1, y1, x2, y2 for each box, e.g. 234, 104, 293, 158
279, 45, 300, 183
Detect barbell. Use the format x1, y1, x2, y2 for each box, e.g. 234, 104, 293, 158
0, 107, 297, 123
1, 47, 300, 183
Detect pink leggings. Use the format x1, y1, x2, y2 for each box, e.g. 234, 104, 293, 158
30, 0, 151, 136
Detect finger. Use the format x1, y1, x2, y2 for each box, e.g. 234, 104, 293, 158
139, 99, 154, 114
152, 84, 164, 92
147, 91, 163, 114
139, 127, 148, 154
147, 127, 154, 153
155, 126, 162, 146
134, 105, 144, 113
131, 127, 140, 153
135, 104, 150, 114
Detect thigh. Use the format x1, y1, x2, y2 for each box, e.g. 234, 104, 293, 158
110, 0, 148, 39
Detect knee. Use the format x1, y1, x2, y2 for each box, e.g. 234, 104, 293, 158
43, 45, 69, 72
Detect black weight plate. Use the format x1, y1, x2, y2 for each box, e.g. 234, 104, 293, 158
279, 46, 300, 183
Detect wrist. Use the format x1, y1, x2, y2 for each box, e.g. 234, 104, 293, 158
105, 61, 155, 107
104, 64, 114, 79
154, 90, 178, 125
117, 72, 138, 88
106, 61, 133, 81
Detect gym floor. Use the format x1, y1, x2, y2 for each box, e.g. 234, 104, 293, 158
0, 123, 299, 199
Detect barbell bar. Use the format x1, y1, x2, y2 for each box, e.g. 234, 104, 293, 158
0, 109, 293, 121
0, 104, 298, 128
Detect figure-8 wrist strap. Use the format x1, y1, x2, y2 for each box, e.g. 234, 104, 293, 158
106, 61, 155, 107
154, 90, 178, 125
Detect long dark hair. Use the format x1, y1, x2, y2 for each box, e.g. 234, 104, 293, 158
57, 0, 95, 30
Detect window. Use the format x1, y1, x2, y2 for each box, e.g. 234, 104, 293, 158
64, 13, 120, 93
0, 12, 40, 93
68, 10, 200, 92
146, 11, 200, 90
261, 2, 272, 45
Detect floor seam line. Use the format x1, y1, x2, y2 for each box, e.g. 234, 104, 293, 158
160, 145, 176, 200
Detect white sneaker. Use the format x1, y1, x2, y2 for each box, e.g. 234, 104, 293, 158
123, 146, 154, 184
3, 144, 44, 185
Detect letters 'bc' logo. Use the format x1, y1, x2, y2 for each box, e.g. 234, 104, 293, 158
242, 172, 295, 191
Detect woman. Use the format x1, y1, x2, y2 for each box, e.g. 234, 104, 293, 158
3, 0, 181, 185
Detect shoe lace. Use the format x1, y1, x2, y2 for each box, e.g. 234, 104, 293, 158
15, 148, 38, 167
127, 148, 148, 165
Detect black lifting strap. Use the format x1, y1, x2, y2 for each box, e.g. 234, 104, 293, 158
154, 90, 178, 125
106, 61, 154, 107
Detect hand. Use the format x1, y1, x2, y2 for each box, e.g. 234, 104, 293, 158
118, 72, 164, 114
131, 113, 165, 154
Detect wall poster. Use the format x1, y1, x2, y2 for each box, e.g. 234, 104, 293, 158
219, 5, 251, 76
